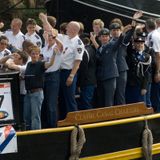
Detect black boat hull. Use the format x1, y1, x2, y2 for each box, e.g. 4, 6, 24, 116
1, 114, 160, 160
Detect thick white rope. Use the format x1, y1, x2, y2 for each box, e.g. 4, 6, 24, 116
142, 119, 153, 160
69, 125, 86, 160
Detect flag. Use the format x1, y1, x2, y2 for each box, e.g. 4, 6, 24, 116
0, 125, 17, 154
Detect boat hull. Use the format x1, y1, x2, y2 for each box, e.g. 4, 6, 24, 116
1, 114, 160, 160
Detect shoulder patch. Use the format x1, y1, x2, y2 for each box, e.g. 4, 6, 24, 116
77, 48, 83, 54
36, 41, 41, 47
78, 39, 82, 45
35, 34, 40, 39
4, 50, 10, 56
22, 35, 25, 40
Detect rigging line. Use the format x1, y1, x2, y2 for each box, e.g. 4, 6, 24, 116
99, 1, 155, 19
103, 4, 154, 19
73, 0, 145, 23
99, 0, 160, 18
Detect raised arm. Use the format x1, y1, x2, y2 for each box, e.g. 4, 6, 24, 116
122, 11, 143, 45
90, 32, 99, 49
51, 28, 63, 52
0, 55, 12, 64
39, 13, 53, 32
131, 10, 143, 27
111, 24, 133, 51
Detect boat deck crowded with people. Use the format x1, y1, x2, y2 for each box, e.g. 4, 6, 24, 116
1, 0, 160, 159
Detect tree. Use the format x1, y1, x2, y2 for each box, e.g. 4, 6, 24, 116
25, 0, 36, 8
0, 0, 45, 30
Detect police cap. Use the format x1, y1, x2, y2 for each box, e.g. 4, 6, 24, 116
109, 23, 121, 30
134, 36, 145, 42
98, 28, 110, 36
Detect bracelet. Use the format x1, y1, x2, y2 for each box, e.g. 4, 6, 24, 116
69, 74, 74, 78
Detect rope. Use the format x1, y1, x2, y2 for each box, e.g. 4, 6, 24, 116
142, 119, 153, 160
99, 0, 160, 18
69, 125, 86, 160
137, 56, 152, 76
73, 0, 145, 23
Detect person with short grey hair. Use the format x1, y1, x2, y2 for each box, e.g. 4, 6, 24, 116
5, 18, 25, 51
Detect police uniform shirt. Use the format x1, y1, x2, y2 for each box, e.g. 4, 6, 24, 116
57, 33, 66, 42
41, 43, 62, 73
157, 27, 160, 34
25, 32, 42, 48
58, 34, 84, 70
4, 30, 25, 50
146, 30, 160, 52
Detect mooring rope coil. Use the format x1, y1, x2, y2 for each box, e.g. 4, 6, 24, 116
142, 119, 153, 160
69, 125, 86, 160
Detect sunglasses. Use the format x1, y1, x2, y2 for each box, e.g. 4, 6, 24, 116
48, 34, 56, 39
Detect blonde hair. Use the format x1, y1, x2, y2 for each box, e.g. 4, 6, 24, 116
92, 19, 104, 28
110, 18, 123, 26
78, 21, 84, 35
29, 45, 40, 54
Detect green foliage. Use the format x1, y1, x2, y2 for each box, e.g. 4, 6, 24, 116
0, 0, 46, 33
18, 8, 46, 33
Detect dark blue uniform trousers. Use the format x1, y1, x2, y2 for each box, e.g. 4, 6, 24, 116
41, 70, 60, 128
114, 71, 127, 105
97, 77, 116, 107
58, 69, 78, 120
151, 82, 160, 112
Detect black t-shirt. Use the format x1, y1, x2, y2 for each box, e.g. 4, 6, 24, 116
25, 61, 46, 90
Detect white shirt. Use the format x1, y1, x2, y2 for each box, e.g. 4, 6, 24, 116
58, 34, 84, 70
157, 27, 160, 33
25, 32, 42, 48
42, 43, 62, 72
146, 30, 160, 52
19, 65, 27, 95
0, 31, 4, 36
5, 30, 25, 50
18, 57, 31, 95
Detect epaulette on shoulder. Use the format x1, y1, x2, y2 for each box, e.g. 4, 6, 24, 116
78, 39, 82, 45
4, 50, 10, 56
22, 35, 25, 40
35, 34, 40, 39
